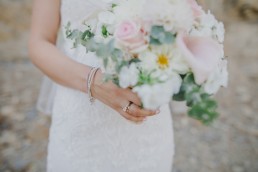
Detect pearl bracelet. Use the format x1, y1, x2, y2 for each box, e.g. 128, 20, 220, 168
87, 67, 100, 104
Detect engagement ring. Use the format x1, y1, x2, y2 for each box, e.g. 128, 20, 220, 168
122, 102, 133, 113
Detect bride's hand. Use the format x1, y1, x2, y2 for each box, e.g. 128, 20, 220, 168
91, 70, 159, 123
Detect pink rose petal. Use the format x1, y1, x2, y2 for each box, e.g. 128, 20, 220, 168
177, 33, 221, 84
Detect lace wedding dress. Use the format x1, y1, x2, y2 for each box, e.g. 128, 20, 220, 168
43, 0, 175, 171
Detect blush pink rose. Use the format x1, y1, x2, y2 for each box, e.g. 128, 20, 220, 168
177, 33, 221, 84
114, 20, 148, 53
187, 0, 204, 18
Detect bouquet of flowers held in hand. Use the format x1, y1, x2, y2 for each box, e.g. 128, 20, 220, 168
65, 0, 228, 125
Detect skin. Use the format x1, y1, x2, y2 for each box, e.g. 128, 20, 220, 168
28, 0, 159, 123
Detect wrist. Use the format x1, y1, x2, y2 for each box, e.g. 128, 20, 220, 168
92, 69, 103, 88
91, 68, 103, 99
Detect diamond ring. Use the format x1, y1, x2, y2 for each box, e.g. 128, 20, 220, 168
122, 102, 133, 113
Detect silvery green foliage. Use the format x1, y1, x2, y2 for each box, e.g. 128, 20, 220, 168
174, 74, 218, 125
65, 0, 228, 124
150, 26, 176, 45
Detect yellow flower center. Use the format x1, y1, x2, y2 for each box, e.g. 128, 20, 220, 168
157, 54, 169, 69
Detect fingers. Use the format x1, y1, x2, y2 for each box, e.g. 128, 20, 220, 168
118, 101, 159, 124
122, 88, 142, 106
128, 103, 159, 117
119, 110, 146, 123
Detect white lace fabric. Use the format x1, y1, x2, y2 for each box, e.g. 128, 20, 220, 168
44, 0, 175, 171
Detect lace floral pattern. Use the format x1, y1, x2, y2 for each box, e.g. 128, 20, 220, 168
46, 0, 175, 171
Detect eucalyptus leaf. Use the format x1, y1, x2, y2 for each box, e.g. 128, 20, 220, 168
172, 73, 219, 125
150, 37, 162, 45
102, 25, 109, 38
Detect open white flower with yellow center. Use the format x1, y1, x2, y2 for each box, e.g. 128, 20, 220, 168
151, 45, 190, 74
156, 53, 170, 69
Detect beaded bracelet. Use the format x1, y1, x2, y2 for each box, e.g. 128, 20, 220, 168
87, 67, 100, 104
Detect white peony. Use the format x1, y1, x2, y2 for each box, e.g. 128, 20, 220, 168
140, 0, 194, 32
113, 0, 146, 22
203, 59, 228, 94
119, 63, 139, 88
169, 0, 195, 31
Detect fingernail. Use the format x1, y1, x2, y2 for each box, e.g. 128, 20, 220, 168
156, 110, 160, 114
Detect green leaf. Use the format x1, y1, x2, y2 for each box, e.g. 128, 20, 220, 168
129, 58, 141, 64
82, 30, 94, 41
150, 25, 175, 45
172, 73, 220, 125
150, 37, 162, 45
188, 99, 218, 125
163, 32, 175, 44
103, 58, 108, 68
112, 49, 123, 61
112, 3, 117, 8
102, 25, 109, 38
151, 26, 165, 38
173, 89, 186, 101
115, 60, 128, 73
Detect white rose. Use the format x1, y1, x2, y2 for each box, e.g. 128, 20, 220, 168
119, 63, 139, 88
203, 59, 228, 94
98, 11, 115, 25
113, 0, 145, 22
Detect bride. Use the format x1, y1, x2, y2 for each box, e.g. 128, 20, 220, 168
29, 0, 175, 171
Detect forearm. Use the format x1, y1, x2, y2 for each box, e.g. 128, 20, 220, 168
29, 39, 91, 93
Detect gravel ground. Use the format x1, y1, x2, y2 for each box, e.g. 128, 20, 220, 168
0, 1, 258, 172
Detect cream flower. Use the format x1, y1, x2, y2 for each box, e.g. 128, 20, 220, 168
98, 11, 116, 25
150, 45, 190, 74
191, 11, 225, 43
113, 0, 146, 22
140, 0, 194, 31
119, 63, 139, 88
133, 81, 173, 110
203, 59, 228, 94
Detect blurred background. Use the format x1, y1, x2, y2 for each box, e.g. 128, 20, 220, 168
0, 0, 257, 171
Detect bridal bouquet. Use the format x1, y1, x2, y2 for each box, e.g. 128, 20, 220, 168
65, 0, 228, 124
